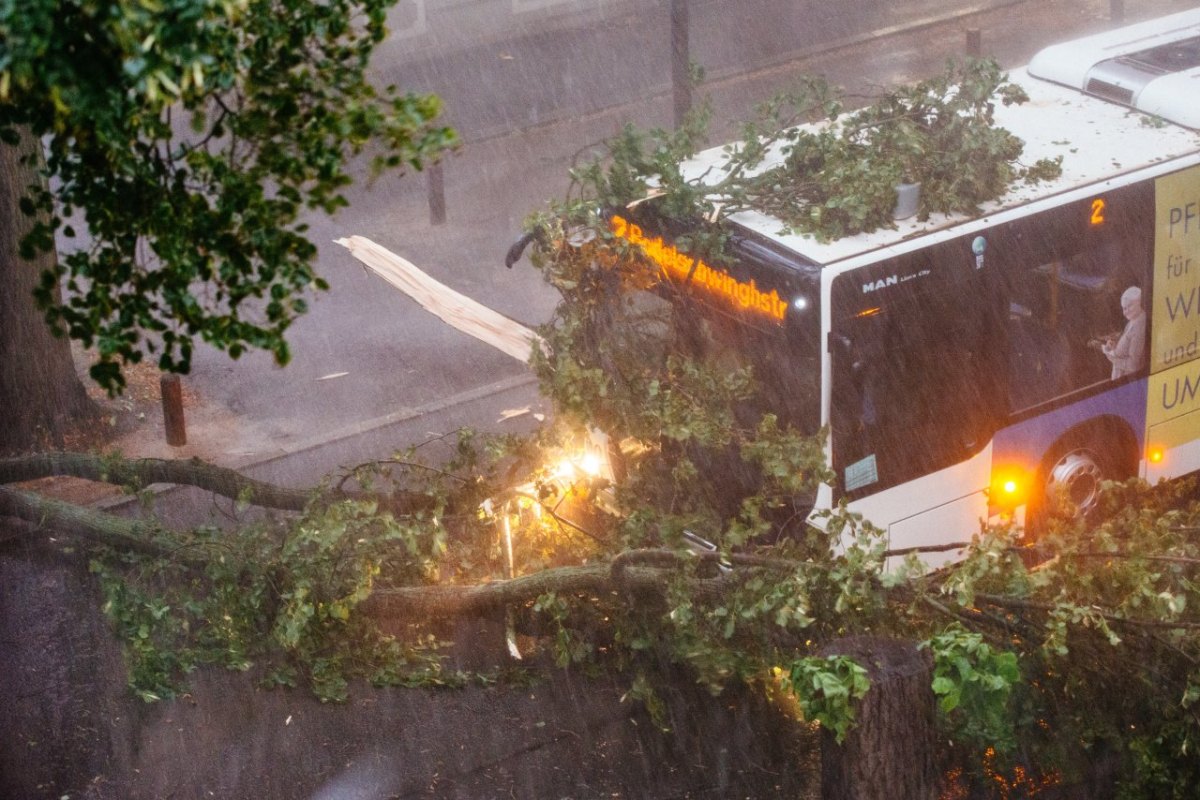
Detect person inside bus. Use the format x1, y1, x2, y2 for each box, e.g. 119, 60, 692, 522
1097, 286, 1147, 379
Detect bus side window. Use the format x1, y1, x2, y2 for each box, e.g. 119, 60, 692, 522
1004, 228, 1144, 412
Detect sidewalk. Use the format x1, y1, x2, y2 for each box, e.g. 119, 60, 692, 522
381, 0, 1020, 142
91, 0, 1199, 495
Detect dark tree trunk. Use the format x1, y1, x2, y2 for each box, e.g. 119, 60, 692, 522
820, 636, 941, 800
0, 451, 317, 511
0, 129, 96, 453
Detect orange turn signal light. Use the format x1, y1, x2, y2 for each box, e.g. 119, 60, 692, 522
989, 467, 1028, 511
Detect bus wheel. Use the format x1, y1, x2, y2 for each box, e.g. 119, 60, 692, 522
1038, 434, 1125, 528
1045, 447, 1106, 519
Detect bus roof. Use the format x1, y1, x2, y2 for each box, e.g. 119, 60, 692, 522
681, 16, 1200, 269
1028, 8, 1200, 128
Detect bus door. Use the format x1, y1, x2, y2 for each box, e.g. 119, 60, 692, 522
828, 238, 1004, 504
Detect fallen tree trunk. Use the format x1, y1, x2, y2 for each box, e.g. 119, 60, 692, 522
2, 473, 740, 619
364, 565, 614, 618
365, 550, 739, 620
0, 451, 316, 511
0, 486, 723, 619
0, 486, 181, 560
0, 455, 792, 621
0, 451, 460, 519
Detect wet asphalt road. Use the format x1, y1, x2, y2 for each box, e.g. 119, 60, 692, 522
162, 0, 1195, 495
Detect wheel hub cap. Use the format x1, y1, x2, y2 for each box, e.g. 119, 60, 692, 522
1047, 451, 1104, 517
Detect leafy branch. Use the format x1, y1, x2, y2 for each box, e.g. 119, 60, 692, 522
557, 59, 1061, 246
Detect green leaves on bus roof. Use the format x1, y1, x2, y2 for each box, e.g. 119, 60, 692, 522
570, 58, 1062, 243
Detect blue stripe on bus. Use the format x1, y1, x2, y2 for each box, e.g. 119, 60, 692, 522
992, 379, 1148, 472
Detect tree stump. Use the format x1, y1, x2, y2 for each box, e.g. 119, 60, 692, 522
819, 636, 939, 800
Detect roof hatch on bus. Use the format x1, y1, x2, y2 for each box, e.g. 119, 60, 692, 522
1028, 8, 1200, 129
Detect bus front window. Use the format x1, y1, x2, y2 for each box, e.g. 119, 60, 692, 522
685, 302, 821, 437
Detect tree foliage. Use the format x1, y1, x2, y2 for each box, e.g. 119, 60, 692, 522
14, 455, 1200, 794
0, 0, 455, 391
568, 58, 1062, 243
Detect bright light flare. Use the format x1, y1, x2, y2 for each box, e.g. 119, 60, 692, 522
1149, 446, 1165, 464
579, 452, 603, 477
553, 458, 577, 481
551, 445, 610, 483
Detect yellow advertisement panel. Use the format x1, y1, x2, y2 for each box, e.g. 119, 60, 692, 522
1151, 165, 1200, 374
1147, 360, 1200, 429
1148, 166, 1200, 450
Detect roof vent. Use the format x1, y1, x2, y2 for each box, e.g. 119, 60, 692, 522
1084, 78, 1134, 105
1083, 36, 1200, 110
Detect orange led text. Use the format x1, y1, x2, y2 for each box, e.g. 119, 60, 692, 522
610, 214, 787, 322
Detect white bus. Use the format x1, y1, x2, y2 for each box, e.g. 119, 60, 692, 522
609, 10, 1200, 561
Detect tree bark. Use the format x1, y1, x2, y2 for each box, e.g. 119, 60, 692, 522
0, 451, 316, 511
0, 487, 180, 560
0, 450, 456, 516
0, 485, 710, 621
819, 637, 940, 800
0, 129, 96, 453
365, 565, 615, 619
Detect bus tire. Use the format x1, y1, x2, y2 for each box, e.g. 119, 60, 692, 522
1031, 425, 1134, 534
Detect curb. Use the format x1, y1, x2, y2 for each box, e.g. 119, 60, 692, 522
95, 372, 541, 514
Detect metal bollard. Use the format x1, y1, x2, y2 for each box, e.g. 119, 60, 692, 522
161, 373, 187, 446
427, 161, 446, 226
966, 28, 982, 57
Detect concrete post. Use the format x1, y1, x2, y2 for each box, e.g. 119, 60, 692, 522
1110, 0, 1125, 23
427, 161, 446, 226
966, 28, 982, 57
671, 0, 691, 128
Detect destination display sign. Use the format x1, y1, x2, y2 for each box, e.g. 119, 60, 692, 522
609, 214, 787, 323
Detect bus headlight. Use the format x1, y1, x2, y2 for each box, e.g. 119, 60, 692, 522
552, 451, 604, 482
579, 451, 604, 478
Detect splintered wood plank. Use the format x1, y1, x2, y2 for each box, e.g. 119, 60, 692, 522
336, 235, 542, 364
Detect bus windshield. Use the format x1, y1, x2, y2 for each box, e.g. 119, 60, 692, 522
679, 298, 821, 437
614, 212, 823, 437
